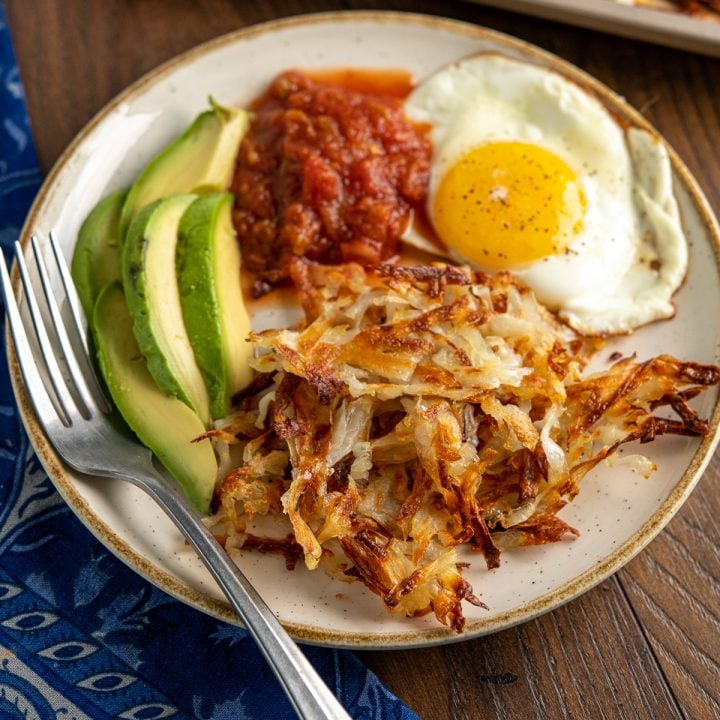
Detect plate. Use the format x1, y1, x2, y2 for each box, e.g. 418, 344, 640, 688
10, 11, 720, 649
469, 0, 720, 57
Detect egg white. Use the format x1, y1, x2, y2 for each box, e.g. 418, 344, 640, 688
403, 54, 688, 336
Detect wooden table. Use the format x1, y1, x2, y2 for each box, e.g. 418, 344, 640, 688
7, 2, 719, 718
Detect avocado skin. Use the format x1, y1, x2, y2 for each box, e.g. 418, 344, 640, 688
118, 103, 249, 243
92, 282, 217, 512
177, 193, 228, 418
71, 189, 126, 316
122, 195, 211, 425
177, 192, 253, 418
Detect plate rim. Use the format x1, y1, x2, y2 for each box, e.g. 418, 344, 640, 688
9, 9, 720, 649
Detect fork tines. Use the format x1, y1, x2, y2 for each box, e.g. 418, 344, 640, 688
0, 234, 110, 432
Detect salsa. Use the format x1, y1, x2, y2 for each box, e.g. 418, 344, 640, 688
231, 69, 430, 295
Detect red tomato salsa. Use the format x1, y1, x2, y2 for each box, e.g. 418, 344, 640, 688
231, 70, 430, 295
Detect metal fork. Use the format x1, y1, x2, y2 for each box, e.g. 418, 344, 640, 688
0, 234, 352, 720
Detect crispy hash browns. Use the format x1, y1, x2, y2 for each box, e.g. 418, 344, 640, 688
205, 262, 720, 631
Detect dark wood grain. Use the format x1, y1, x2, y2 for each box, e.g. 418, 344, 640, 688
6, 1, 720, 718
619, 467, 720, 720
362, 576, 687, 720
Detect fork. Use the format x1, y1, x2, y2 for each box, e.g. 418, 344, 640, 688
0, 234, 353, 720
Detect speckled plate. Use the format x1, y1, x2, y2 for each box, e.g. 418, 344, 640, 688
9, 12, 720, 649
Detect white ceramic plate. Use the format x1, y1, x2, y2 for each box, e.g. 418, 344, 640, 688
11, 12, 720, 649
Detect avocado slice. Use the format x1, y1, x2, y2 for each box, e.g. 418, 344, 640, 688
118, 102, 249, 242
177, 192, 253, 419
123, 194, 211, 426
93, 282, 217, 512
71, 189, 126, 316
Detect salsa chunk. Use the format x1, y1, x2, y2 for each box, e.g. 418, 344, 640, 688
231, 70, 430, 295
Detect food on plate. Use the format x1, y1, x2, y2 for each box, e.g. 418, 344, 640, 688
73, 102, 255, 510
230, 70, 430, 296
207, 262, 719, 630
72, 189, 126, 315
618, 0, 720, 21
177, 192, 253, 419
118, 102, 249, 241
93, 282, 218, 512
402, 54, 688, 336
124, 194, 213, 426
70, 59, 717, 628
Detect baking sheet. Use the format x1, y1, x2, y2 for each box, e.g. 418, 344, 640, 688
471, 0, 720, 56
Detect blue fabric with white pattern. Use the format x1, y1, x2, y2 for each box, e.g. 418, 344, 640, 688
0, 4, 417, 717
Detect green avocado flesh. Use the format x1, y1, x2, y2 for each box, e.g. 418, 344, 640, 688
92, 282, 217, 512
177, 192, 253, 419
71, 189, 126, 316
123, 194, 212, 426
118, 102, 249, 242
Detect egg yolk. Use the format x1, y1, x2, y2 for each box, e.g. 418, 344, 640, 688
432, 141, 587, 269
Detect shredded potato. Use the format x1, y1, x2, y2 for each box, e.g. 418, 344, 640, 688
206, 262, 720, 631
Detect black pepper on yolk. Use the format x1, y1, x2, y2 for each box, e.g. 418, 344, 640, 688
432, 141, 587, 269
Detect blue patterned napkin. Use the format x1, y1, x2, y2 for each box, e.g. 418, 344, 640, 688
0, 5, 417, 718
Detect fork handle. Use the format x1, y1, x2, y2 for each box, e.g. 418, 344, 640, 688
124, 469, 353, 720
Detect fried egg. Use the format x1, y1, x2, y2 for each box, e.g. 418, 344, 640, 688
403, 53, 688, 335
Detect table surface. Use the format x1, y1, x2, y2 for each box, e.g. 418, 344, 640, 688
6, 1, 720, 719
